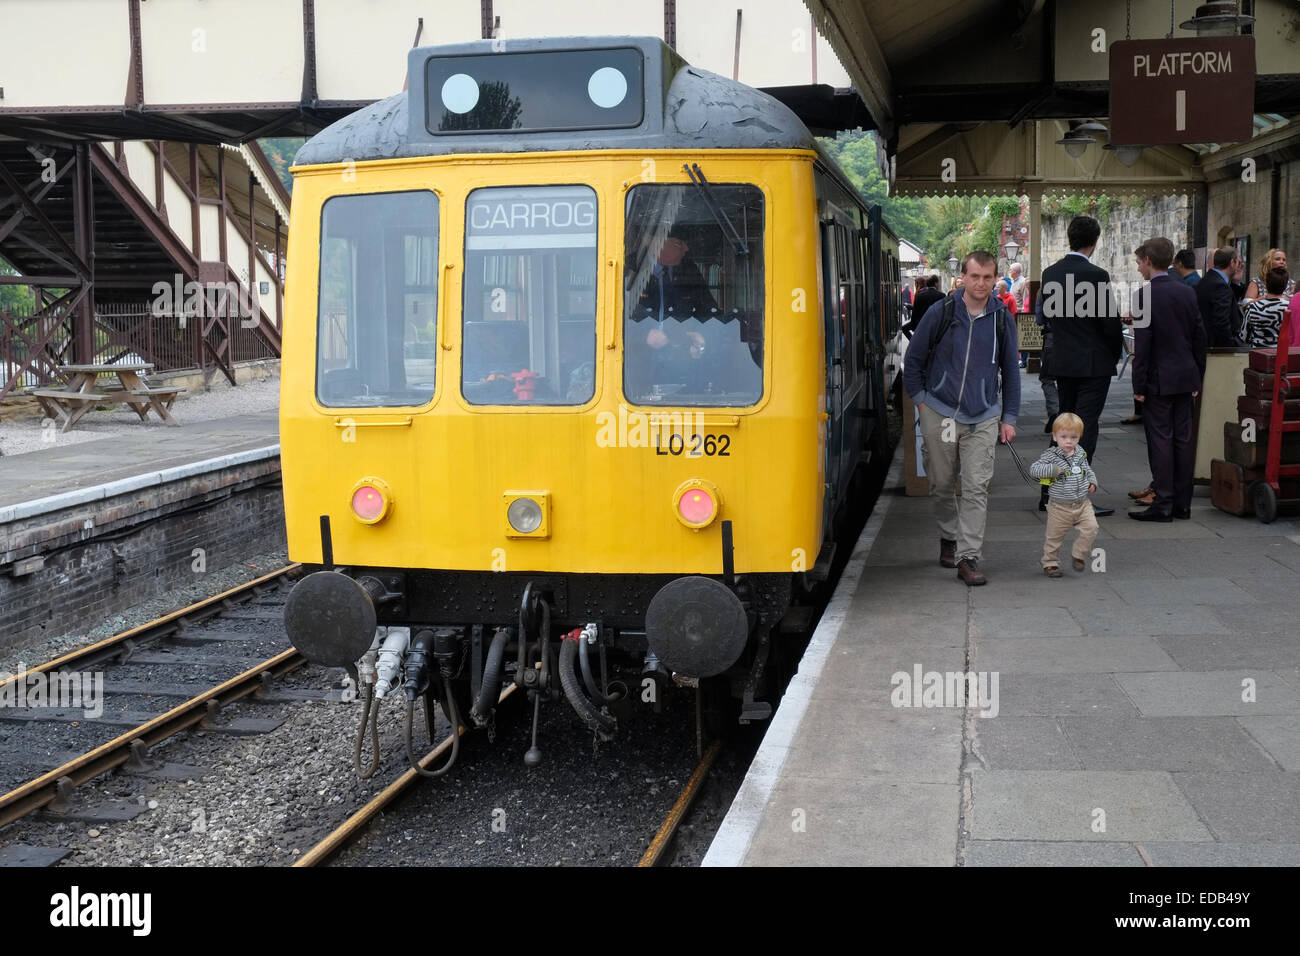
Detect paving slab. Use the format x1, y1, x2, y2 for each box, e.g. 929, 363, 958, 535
810, 643, 969, 708
996, 673, 1140, 717
1172, 772, 1300, 843
1227, 574, 1300, 602
840, 601, 970, 633
1094, 519, 1222, 540
784, 707, 962, 785
1105, 578, 1255, 606
1115, 670, 1300, 717
1206, 603, 1300, 636
972, 606, 1083, 639
977, 636, 1179, 674
966, 577, 1133, 606
970, 771, 1212, 841
1144, 842, 1300, 868
1140, 842, 1300, 866
1156, 631, 1300, 671
1069, 603, 1230, 637
1059, 716, 1277, 771
964, 840, 1146, 866
1197, 516, 1300, 537
975, 717, 1082, 770
1236, 715, 1300, 770
743, 777, 958, 866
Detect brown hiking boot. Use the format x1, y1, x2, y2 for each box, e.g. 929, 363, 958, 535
940, 538, 957, 568
956, 557, 987, 586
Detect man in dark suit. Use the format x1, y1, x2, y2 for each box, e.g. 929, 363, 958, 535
1195, 246, 1244, 347
1130, 238, 1208, 521
1037, 215, 1124, 516
902, 274, 944, 338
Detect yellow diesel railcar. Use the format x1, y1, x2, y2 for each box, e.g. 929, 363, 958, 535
281, 37, 897, 766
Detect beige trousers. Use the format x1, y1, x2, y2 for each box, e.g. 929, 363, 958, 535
918, 404, 999, 562
1042, 499, 1099, 567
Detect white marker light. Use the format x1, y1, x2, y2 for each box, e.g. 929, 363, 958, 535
588, 67, 628, 109
442, 73, 480, 114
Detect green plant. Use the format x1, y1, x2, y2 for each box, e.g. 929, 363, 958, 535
1042, 193, 1121, 226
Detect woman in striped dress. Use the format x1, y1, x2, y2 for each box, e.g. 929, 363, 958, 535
1240, 268, 1292, 347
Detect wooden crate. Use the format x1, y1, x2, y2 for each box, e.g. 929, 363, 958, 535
1248, 347, 1300, 374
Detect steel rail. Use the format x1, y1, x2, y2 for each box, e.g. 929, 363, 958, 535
294, 683, 519, 868
0, 563, 301, 694
637, 739, 722, 867
0, 647, 304, 828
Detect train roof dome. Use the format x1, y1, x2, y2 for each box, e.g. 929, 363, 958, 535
294, 36, 816, 166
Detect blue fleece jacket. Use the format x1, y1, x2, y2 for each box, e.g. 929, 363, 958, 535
903, 294, 1021, 425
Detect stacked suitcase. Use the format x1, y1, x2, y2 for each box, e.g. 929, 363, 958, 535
1212, 346, 1300, 516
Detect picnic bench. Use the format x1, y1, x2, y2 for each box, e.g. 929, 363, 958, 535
31, 363, 185, 432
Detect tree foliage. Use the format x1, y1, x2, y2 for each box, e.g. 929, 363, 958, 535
258, 138, 307, 195
816, 130, 930, 250
0, 257, 37, 315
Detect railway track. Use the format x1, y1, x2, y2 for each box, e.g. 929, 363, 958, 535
295, 684, 520, 867
638, 739, 722, 866
0, 565, 303, 833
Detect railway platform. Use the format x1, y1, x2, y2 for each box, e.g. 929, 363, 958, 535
0, 410, 281, 646
705, 371, 1300, 867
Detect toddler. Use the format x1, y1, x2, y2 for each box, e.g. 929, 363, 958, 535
1029, 413, 1099, 577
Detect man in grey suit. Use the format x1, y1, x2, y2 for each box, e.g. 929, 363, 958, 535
1130, 238, 1208, 521
1036, 215, 1124, 516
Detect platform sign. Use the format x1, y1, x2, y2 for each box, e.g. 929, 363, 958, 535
1109, 37, 1254, 146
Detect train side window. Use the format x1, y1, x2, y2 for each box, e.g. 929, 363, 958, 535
316, 190, 439, 408
623, 183, 764, 407
461, 185, 598, 406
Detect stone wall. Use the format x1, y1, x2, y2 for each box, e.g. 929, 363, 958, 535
1038, 194, 1192, 289
1206, 157, 1300, 277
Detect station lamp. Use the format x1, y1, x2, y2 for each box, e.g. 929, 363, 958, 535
947, 255, 959, 274
1103, 143, 1145, 167
1179, 1, 1254, 36
1056, 121, 1096, 158
1003, 238, 1019, 263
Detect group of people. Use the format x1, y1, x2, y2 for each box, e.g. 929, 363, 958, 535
902, 215, 1298, 586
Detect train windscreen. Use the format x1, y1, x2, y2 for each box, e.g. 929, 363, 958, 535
461, 185, 599, 405
623, 183, 764, 407
315, 190, 439, 408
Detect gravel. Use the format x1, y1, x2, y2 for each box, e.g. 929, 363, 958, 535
0, 368, 280, 457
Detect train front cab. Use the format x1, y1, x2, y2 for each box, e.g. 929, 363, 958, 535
279, 149, 834, 695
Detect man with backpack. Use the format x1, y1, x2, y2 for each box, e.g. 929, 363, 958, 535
903, 250, 1021, 586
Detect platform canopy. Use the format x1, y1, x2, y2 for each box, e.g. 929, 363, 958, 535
806, 0, 1300, 139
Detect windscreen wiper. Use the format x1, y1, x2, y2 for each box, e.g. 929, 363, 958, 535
683, 163, 749, 257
